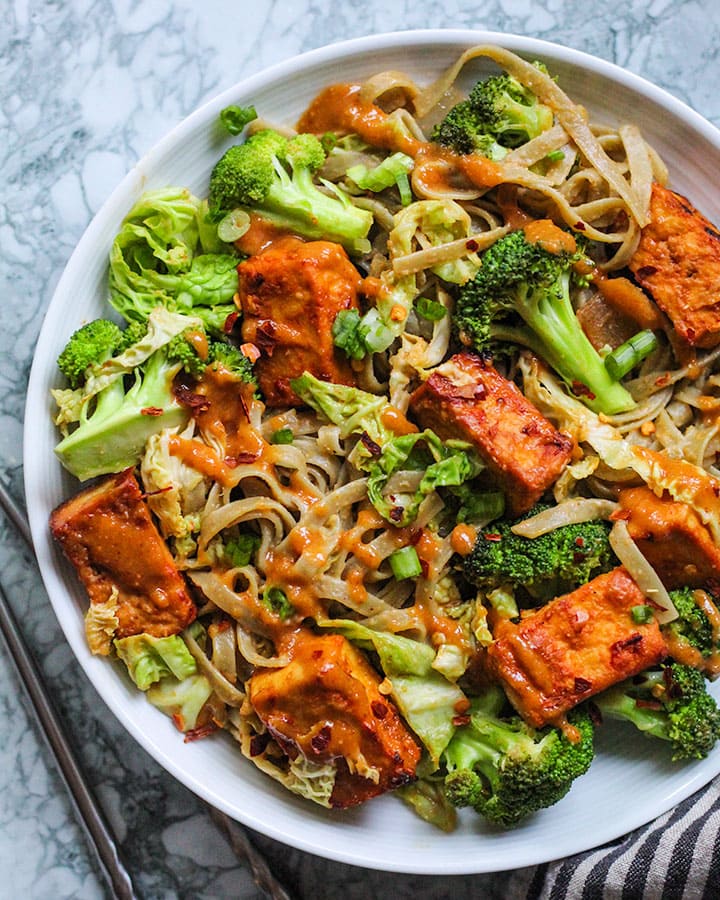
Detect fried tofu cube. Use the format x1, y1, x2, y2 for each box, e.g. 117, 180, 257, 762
408, 352, 572, 515
248, 632, 420, 807
487, 567, 667, 728
50, 469, 196, 644
238, 237, 361, 406
613, 486, 720, 589
629, 183, 720, 348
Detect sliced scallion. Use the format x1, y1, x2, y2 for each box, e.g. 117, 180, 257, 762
604, 330, 658, 380
389, 545, 422, 581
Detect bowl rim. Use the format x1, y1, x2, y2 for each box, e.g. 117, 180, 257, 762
24, 27, 720, 874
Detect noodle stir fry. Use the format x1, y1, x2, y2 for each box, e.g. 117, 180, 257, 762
49, 46, 720, 830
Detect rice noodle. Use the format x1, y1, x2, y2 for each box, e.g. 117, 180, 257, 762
511, 498, 619, 537
609, 520, 677, 624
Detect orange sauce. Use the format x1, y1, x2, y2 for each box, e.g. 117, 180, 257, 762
523, 219, 577, 254
235, 214, 299, 256
297, 83, 422, 156
168, 435, 236, 486
450, 523, 477, 557
380, 405, 418, 436
360, 276, 391, 303
590, 268, 664, 332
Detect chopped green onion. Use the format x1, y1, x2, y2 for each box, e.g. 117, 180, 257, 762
224, 532, 261, 567
219, 104, 257, 135
605, 330, 658, 380
389, 545, 423, 580
332, 308, 367, 360
414, 296, 447, 322
631, 604, 654, 624
217, 208, 251, 243
262, 586, 295, 620
545, 149, 565, 163
270, 427, 294, 445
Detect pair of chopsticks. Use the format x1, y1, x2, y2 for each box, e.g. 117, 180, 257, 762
0, 478, 295, 900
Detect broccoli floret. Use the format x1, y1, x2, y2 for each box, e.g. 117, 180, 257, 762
443, 687, 594, 826
455, 227, 635, 415
54, 312, 210, 481
463, 506, 616, 602
57, 320, 124, 388
208, 129, 373, 252
207, 340, 256, 384
663, 587, 720, 659
594, 662, 720, 761
432, 71, 553, 158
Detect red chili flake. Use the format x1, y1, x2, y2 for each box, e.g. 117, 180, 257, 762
184, 721, 219, 742
654, 373, 671, 387
635, 698, 663, 710
686, 327, 697, 342
359, 431, 382, 457
574, 677, 592, 693
312, 649, 323, 660
611, 633, 643, 664
571, 380, 596, 400
484, 533, 502, 542
574, 537, 585, 548
419, 557, 430, 578
173, 382, 210, 412
311, 725, 332, 754
232, 450, 260, 465
141, 406, 164, 416
255, 320, 277, 355
573, 551, 587, 564
389, 506, 404, 523
223, 310, 240, 334
636, 265, 658, 279
409, 529, 423, 545
574, 221, 586, 231
249, 732, 271, 757
452, 715, 471, 727
466, 238, 479, 251
238, 388, 251, 421
371, 701, 388, 719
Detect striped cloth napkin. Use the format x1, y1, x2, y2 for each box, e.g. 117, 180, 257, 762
526, 777, 720, 899
252, 776, 720, 899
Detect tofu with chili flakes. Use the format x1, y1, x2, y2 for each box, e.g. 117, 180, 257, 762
408, 352, 572, 516
487, 567, 667, 729
237, 236, 361, 407
248, 632, 421, 808
612, 486, 720, 589
50, 468, 196, 644
629, 182, 720, 348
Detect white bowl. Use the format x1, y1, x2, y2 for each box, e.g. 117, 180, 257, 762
25, 29, 720, 874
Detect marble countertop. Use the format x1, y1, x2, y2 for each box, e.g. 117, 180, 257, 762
3, 2, 720, 898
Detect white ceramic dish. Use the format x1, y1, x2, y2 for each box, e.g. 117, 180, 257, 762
25, 30, 720, 874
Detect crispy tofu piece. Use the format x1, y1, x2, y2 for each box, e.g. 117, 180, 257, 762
408, 352, 572, 515
50, 469, 196, 641
613, 486, 720, 589
487, 567, 667, 728
248, 632, 420, 808
238, 237, 361, 406
629, 182, 720, 348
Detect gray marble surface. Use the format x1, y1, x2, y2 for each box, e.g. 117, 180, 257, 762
3, 2, 720, 898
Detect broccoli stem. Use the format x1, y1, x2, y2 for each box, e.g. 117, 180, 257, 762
493, 273, 635, 415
